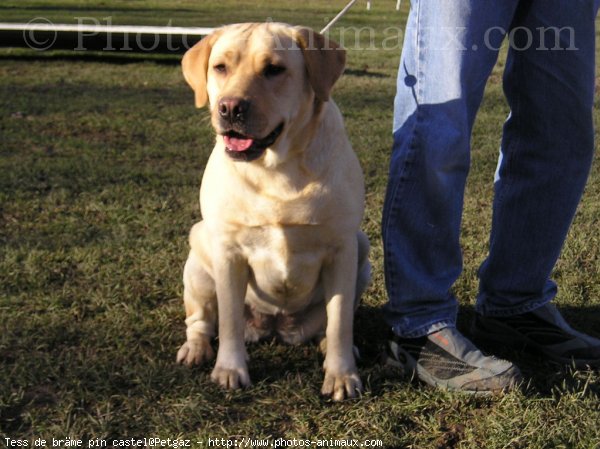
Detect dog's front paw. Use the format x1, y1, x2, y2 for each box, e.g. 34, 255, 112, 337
211, 363, 251, 390
176, 338, 215, 366
321, 369, 363, 401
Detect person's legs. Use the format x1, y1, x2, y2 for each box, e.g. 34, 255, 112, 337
473, 0, 600, 367
382, 0, 523, 391
382, 0, 518, 337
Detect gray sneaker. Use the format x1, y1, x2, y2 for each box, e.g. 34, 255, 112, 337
472, 303, 600, 369
384, 326, 521, 394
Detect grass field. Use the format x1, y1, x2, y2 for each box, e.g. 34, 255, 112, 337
2, 1, 600, 447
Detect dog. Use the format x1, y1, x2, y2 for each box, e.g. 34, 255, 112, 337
176, 22, 370, 401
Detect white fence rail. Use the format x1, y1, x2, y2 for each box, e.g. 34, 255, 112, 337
0, 22, 214, 52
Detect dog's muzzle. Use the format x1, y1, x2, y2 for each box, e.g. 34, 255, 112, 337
222, 123, 284, 162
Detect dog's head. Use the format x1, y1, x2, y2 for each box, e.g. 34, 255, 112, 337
182, 23, 346, 165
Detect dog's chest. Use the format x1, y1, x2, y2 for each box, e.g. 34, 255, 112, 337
240, 226, 328, 311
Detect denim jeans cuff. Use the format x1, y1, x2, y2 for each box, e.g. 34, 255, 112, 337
392, 319, 456, 339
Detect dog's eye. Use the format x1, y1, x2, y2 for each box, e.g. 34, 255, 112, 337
264, 64, 285, 78
213, 64, 227, 74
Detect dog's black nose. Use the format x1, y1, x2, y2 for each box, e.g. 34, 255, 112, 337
218, 97, 250, 123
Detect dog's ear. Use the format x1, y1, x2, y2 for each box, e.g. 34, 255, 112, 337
295, 27, 346, 102
182, 31, 221, 108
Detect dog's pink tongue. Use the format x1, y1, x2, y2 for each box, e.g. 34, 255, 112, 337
224, 135, 254, 152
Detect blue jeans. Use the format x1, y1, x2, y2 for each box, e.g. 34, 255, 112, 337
382, 0, 599, 338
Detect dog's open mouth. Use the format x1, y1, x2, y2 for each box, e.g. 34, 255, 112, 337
222, 123, 284, 162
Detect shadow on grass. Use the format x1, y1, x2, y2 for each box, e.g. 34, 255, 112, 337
344, 68, 389, 79
223, 303, 600, 399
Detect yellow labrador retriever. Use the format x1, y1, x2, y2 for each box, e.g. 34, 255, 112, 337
176, 22, 370, 401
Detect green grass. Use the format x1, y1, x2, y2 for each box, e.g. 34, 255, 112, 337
2, 1, 600, 448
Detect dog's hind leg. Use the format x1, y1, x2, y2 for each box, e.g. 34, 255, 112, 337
176, 225, 218, 366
